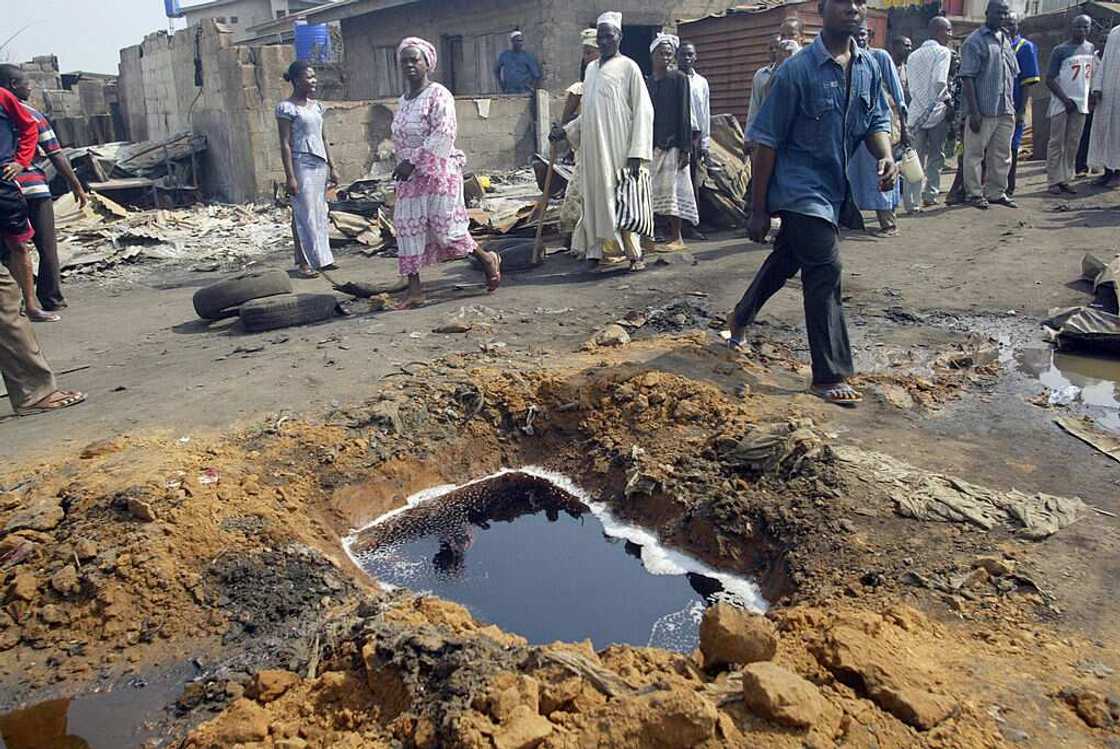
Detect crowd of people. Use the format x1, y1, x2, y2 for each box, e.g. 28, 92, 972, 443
4, 2, 1120, 415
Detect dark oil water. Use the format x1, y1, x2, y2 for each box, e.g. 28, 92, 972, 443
346, 469, 764, 653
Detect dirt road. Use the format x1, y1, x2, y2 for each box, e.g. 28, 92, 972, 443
1, 163, 1118, 748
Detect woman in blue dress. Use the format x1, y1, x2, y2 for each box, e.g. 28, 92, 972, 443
277, 60, 339, 277
849, 26, 907, 237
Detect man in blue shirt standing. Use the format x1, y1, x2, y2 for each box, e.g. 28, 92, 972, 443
495, 31, 542, 94
1006, 13, 1040, 196
730, 0, 895, 406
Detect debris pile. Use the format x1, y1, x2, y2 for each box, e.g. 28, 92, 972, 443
54, 194, 291, 276
1044, 253, 1120, 355
60, 131, 207, 206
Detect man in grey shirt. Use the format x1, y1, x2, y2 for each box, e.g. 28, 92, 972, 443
959, 0, 1019, 209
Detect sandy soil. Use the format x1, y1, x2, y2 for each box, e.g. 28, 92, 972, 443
0, 163, 1118, 748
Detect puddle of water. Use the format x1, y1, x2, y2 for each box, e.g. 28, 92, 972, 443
345, 468, 764, 653
1015, 347, 1120, 432
0, 664, 191, 749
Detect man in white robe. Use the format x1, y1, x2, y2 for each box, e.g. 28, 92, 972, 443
552, 11, 654, 269
1088, 24, 1120, 186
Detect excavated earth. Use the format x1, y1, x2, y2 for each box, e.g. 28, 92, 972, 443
1, 329, 1119, 748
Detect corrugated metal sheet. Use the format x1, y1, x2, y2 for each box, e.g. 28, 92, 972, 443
681, 1, 887, 125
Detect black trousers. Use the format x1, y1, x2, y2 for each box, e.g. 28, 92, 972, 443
732, 212, 853, 385
27, 197, 64, 309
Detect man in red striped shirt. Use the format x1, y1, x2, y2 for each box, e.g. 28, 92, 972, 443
0, 82, 84, 415
1, 64, 87, 314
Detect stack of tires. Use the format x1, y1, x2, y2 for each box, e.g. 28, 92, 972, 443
192, 270, 339, 332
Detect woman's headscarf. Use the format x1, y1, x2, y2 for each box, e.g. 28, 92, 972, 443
397, 37, 437, 70
581, 28, 598, 48
649, 33, 680, 55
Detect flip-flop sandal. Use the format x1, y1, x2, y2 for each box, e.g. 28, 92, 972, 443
629, 260, 647, 272
485, 251, 502, 293
811, 383, 863, 407
27, 310, 61, 323
726, 334, 746, 352
296, 267, 319, 279
17, 390, 86, 416
394, 297, 427, 311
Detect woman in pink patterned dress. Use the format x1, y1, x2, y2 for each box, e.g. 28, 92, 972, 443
392, 37, 501, 309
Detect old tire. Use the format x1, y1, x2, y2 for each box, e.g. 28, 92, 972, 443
193, 270, 293, 320
239, 293, 339, 332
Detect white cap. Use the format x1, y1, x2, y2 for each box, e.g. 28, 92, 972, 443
597, 11, 622, 30
510, 30, 524, 40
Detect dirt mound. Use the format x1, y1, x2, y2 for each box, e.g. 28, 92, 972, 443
183, 596, 1011, 748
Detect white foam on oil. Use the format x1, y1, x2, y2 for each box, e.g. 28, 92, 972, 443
342, 466, 767, 614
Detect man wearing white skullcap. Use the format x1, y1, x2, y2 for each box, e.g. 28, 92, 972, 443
598, 11, 622, 31
551, 11, 654, 271
495, 29, 541, 93
646, 32, 698, 250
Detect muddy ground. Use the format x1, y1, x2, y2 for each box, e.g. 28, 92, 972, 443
0, 162, 1119, 748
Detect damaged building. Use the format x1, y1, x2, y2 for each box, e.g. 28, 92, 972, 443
244, 0, 741, 97
114, 1, 742, 204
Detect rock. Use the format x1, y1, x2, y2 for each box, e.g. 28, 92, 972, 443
251, 670, 301, 703
652, 252, 697, 267
4, 497, 64, 533
1060, 687, 1115, 728
999, 726, 1031, 743
39, 604, 68, 626
80, 438, 123, 459
478, 673, 540, 723
0, 612, 20, 651
878, 383, 915, 410
874, 684, 956, 730
225, 681, 245, 701
434, 320, 473, 334
198, 698, 269, 744
492, 705, 554, 749
75, 539, 98, 561
1074, 660, 1115, 679
125, 497, 157, 523
814, 625, 955, 730
590, 324, 631, 348
6, 572, 40, 603
699, 603, 777, 669
634, 688, 718, 745
741, 662, 827, 729
50, 565, 82, 597
972, 556, 1015, 577
275, 739, 309, 749
368, 401, 403, 434
178, 682, 207, 710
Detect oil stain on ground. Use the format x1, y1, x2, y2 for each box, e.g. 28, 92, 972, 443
346, 470, 764, 653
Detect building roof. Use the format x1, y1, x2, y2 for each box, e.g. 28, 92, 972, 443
244, 0, 419, 36
183, 0, 329, 15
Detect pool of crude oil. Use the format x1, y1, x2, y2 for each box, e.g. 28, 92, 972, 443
345, 470, 764, 653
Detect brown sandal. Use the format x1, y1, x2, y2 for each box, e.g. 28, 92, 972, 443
17, 390, 86, 416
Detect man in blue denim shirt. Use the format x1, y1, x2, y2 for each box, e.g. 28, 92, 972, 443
730, 0, 895, 406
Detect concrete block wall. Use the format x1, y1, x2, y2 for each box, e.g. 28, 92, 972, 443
321, 95, 538, 187
118, 46, 148, 142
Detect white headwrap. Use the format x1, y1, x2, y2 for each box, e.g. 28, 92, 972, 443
581, 28, 598, 48
650, 33, 680, 54
597, 11, 622, 31
398, 37, 437, 70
